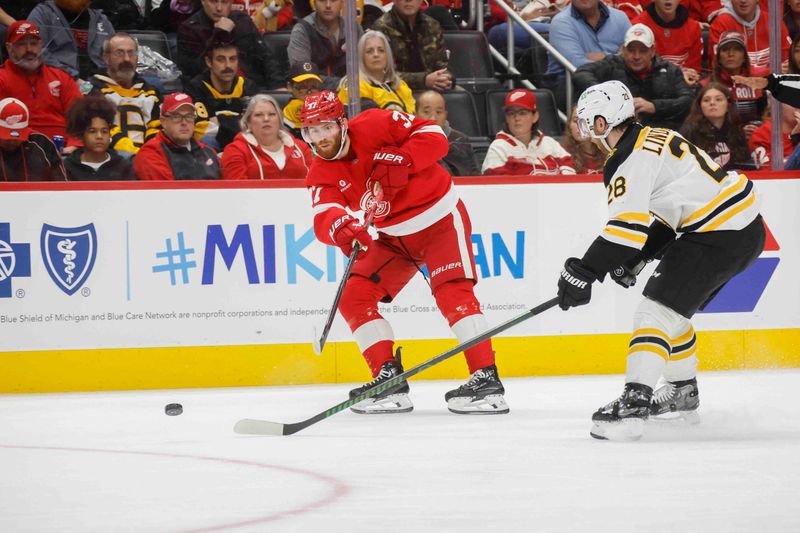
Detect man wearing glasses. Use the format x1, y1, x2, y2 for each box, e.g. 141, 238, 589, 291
89, 33, 163, 157
134, 92, 220, 180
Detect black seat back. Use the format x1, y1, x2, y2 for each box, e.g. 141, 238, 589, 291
442, 31, 494, 79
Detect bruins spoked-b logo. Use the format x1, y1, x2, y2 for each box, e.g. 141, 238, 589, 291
40, 223, 98, 296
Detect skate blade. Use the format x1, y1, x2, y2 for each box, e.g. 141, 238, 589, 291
590, 418, 645, 441
447, 394, 510, 415
652, 409, 700, 425
350, 393, 414, 414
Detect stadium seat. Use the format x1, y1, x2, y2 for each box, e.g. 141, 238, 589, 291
443, 30, 495, 79
485, 88, 562, 138
413, 90, 482, 138
129, 30, 172, 61
264, 91, 293, 111
263, 31, 293, 83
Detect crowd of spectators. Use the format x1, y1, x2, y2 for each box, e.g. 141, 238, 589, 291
1, 0, 798, 181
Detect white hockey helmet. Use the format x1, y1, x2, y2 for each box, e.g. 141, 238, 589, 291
575, 80, 635, 149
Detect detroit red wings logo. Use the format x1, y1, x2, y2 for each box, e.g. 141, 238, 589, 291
360, 191, 390, 218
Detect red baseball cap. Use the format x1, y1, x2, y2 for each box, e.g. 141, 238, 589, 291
6, 20, 41, 45
504, 89, 537, 112
161, 92, 195, 114
719, 30, 747, 49
0, 98, 32, 141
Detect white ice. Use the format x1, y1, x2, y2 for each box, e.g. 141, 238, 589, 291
1, 370, 799, 533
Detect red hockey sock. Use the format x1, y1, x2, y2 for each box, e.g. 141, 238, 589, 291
434, 279, 495, 374
339, 275, 396, 376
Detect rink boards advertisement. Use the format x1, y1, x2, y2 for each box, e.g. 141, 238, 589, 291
1, 176, 798, 392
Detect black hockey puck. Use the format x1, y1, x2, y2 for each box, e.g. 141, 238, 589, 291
165, 403, 183, 416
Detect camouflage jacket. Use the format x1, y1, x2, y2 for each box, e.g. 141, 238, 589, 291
372, 9, 449, 90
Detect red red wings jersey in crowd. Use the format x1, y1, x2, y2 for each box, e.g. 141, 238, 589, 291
306, 108, 452, 244
632, 6, 703, 72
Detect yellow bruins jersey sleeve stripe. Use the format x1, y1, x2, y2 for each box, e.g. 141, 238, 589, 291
602, 226, 648, 246
614, 212, 652, 224
680, 174, 747, 226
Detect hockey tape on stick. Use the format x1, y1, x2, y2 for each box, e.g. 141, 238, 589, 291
235, 296, 559, 436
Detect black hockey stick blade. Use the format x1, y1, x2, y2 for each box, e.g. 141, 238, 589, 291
235, 296, 560, 436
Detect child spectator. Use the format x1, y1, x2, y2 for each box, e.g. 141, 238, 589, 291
64, 95, 135, 180
680, 82, 753, 170
283, 61, 324, 137
482, 89, 575, 176
0, 97, 67, 181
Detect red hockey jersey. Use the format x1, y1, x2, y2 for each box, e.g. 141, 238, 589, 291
633, 5, 703, 72
306, 108, 453, 242
709, 10, 791, 69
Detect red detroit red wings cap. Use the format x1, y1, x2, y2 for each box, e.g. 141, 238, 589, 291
6, 20, 41, 44
504, 89, 537, 112
0, 98, 32, 141
161, 93, 195, 114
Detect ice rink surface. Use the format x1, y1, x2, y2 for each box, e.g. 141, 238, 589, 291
1, 369, 799, 533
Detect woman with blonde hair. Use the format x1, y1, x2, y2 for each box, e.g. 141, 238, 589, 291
337, 30, 416, 113
222, 94, 313, 180
560, 107, 603, 174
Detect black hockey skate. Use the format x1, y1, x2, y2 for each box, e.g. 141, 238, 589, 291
590, 383, 652, 441
650, 378, 700, 424
445, 365, 509, 414
349, 350, 413, 414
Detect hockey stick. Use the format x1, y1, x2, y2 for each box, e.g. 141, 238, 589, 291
235, 296, 559, 436
312, 186, 384, 355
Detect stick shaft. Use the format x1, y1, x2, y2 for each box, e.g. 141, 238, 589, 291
285, 296, 559, 435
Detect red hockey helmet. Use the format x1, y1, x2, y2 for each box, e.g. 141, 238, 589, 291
300, 90, 345, 127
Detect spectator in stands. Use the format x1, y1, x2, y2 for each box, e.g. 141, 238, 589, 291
786, 0, 800, 42
89, 32, 162, 157
64, 95, 135, 180
790, 33, 800, 74
178, 0, 283, 90
371, 0, 453, 91
706, 30, 767, 139
338, 30, 416, 113
0, 97, 67, 181
482, 88, 575, 176
28, 0, 114, 80
709, 0, 790, 71
283, 61, 324, 136
416, 89, 479, 176
632, 0, 703, 86
221, 94, 313, 179
150, 0, 197, 57
560, 107, 603, 174
1, 21, 82, 139
748, 102, 800, 168
134, 92, 220, 180
544, 0, 630, 107
185, 40, 257, 150
680, 82, 753, 170
573, 23, 694, 130
288, 0, 362, 87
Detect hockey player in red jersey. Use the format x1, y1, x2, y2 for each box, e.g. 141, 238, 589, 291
300, 90, 508, 415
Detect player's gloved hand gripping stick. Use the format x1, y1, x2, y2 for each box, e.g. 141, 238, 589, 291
312, 184, 384, 355
236, 296, 559, 436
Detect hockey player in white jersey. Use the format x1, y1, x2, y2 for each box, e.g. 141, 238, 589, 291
557, 81, 766, 441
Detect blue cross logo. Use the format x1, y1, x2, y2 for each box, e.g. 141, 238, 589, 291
0, 223, 31, 298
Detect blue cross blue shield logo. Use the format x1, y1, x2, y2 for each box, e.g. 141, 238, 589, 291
40, 223, 98, 296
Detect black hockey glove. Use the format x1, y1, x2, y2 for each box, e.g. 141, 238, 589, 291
557, 258, 598, 310
610, 254, 648, 288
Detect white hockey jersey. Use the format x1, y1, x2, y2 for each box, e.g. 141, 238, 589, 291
482, 131, 576, 176
601, 125, 759, 249
584, 124, 761, 274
